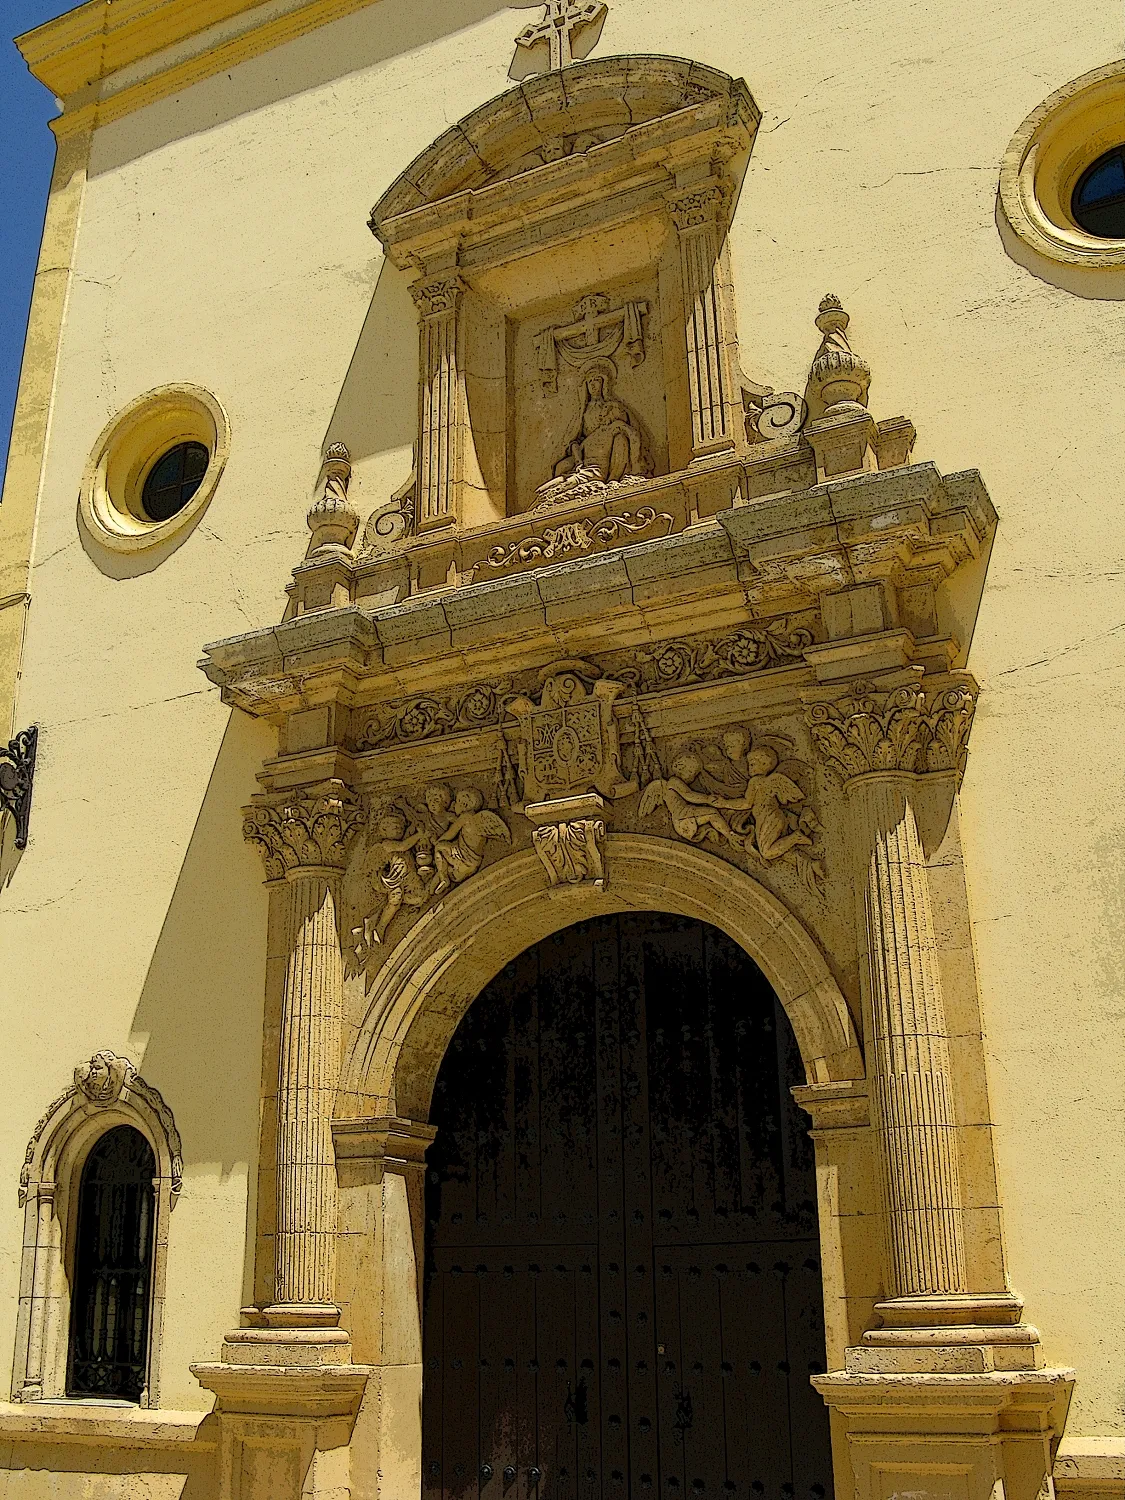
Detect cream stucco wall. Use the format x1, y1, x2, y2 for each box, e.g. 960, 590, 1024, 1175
0, 0, 1122, 1455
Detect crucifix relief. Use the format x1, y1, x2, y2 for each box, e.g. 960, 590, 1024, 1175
536, 291, 649, 393
512, 0, 608, 75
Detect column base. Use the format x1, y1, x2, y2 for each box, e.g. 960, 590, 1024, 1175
814, 1365, 1074, 1500
853, 1293, 1043, 1372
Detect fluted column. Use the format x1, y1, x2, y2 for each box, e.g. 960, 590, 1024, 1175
809, 681, 976, 1300
412, 273, 466, 529
668, 182, 739, 458
243, 782, 365, 1326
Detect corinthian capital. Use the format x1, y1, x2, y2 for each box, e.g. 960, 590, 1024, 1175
806, 681, 976, 784
243, 782, 365, 880
667, 181, 726, 232
410, 274, 465, 318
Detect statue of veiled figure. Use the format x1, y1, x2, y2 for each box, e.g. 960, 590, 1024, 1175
551, 358, 652, 484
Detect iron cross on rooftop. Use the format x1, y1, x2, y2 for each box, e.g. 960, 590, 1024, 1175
514, 0, 608, 72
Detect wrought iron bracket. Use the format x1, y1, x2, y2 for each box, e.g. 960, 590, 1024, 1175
0, 725, 38, 849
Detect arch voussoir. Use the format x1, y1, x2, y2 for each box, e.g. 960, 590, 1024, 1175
340, 833, 864, 1122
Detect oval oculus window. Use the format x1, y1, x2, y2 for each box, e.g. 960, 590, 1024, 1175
141, 440, 210, 522
1071, 145, 1125, 238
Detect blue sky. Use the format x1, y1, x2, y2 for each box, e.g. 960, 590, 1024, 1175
1, 3, 72, 489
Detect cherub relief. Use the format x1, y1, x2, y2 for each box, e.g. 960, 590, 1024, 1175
348, 810, 433, 960
431, 788, 511, 894
640, 727, 825, 896
346, 783, 510, 964
638, 751, 744, 849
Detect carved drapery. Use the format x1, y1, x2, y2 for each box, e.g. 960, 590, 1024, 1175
244, 784, 364, 1322
412, 274, 466, 529
808, 683, 975, 1299
669, 182, 736, 456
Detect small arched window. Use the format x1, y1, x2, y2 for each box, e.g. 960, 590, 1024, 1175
67, 1126, 156, 1401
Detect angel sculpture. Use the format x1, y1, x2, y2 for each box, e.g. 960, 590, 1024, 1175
638, 751, 745, 850
348, 810, 433, 961
705, 728, 825, 893
640, 730, 826, 896
431, 788, 511, 894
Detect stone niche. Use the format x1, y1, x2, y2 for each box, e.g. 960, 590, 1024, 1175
329, 55, 764, 596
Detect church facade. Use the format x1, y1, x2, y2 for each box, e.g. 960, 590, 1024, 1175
0, 2, 1122, 1498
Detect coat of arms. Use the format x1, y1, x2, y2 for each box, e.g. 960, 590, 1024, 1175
508, 660, 636, 806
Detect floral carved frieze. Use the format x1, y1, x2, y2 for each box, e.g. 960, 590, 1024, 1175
630, 623, 814, 690
639, 727, 825, 896
350, 620, 817, 757
486, 507, 671, 569
807, 681, 977, 783
243, 783, 365, 880
357, 681, 513, 751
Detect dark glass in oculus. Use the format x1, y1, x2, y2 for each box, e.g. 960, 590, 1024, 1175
1071, 146, 1125, 237
67, 1125, 155, 1401
140, 440, 209, 522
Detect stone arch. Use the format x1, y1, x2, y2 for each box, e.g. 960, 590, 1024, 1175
340, 833, 863, 1122
12, 1052, 182, 1407
370, 55, 753, 223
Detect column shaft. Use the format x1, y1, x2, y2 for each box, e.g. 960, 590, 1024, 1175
851, 775, 966, 1298
274, 873, 345, 1311
669, 184, 738, 457
414, 276, 464, 526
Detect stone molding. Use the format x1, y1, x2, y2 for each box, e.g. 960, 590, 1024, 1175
243, 783, 365, 881
20, 1049, 183, 1205
339, 834, 864, 1117
807, 680, 977, 783
15, 1051, 184, 1407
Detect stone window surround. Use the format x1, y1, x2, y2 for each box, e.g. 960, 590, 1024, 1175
999, 60, 1125, 272
77, 383, 230, 556
12, 1073, 182, 1409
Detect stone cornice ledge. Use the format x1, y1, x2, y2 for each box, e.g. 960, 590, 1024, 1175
199, 462, 995, 716
0, 1402, 214, 1446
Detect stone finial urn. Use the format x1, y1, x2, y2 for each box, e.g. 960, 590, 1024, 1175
806, 294, 871, 416
306, 442, 359, 556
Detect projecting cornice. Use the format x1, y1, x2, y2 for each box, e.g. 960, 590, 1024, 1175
199, 460, 996, 718
16, 0, 387, 131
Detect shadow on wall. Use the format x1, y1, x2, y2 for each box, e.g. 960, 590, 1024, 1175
324, 257, 417, 469
91, 0, 523, 178
129, 707, 274, 1309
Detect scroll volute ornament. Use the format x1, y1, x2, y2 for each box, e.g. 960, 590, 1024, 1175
243, 784, 366, 880
807, 682, 977, 784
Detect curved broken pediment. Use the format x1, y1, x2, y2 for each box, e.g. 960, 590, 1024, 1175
369, 54, 756, 231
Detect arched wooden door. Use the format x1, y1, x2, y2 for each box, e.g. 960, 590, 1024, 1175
422, 913, 833, 1500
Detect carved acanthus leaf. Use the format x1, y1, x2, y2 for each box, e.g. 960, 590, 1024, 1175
806, 682, 977, 783
410, 276, 465, 318
243, 784, 365, 879
532, 818, 606, 888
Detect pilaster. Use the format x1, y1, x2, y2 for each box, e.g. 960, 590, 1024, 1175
193, 783, 367, 1499
667, 181, 743, 460
806, 678, 1070, 1500
411, 273, 467, 530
